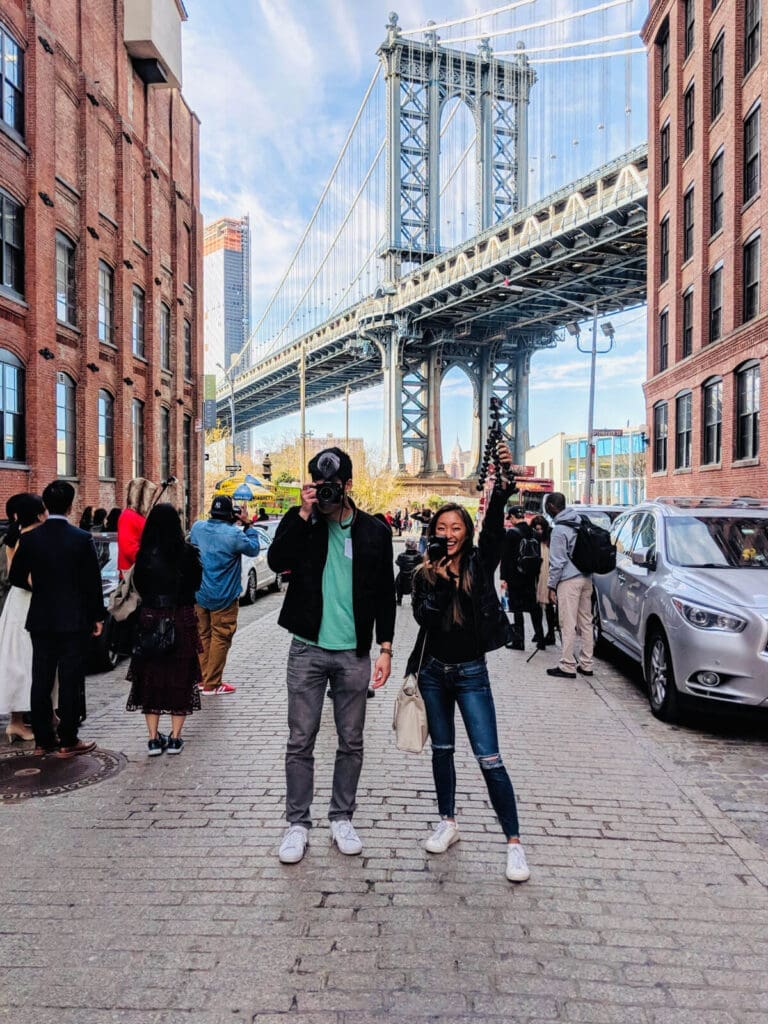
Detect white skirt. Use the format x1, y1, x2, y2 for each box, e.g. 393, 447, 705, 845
0, 586, 33, 714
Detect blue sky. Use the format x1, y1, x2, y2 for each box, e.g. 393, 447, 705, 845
182, 1, 649, 456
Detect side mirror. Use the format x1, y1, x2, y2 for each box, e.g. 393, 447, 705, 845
631, 547, 656, 570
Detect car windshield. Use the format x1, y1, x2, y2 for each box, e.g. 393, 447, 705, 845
94, 539, 118, 576
665, 517, 768, 568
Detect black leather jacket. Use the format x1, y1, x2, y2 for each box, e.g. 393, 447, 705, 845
406, 486, 512, 673
267, 501, 395, 656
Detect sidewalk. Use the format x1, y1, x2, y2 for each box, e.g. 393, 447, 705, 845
1, 599, 768, 1023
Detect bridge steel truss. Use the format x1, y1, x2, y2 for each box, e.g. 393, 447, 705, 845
219, 146, 648, 479
378, 13, 537, 277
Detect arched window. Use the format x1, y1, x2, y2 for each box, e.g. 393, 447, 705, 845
675, 391, 693, 469
735, 360, 760, 460
56, 372, 76, 477
55, 231, 77, 326
702, 377, 723, 465
98, 390, 114, 478
160, 302, 171, 370
0, 23, 23, 135
159, 405, 170, 482
0, 347, 24, 462
652, 402, 668, 473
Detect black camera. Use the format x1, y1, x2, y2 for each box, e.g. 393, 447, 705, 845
315, 481, 344, 507
427, 536, 448, 563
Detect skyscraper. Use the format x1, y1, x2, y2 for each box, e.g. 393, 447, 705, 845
203, 216, 252, 377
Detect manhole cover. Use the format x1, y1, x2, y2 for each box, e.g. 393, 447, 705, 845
0, 747, 126, 802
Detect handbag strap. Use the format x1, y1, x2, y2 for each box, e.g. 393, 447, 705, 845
414, 629, 428, 678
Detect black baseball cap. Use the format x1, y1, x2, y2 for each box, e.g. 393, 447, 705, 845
210, 495, 235, 520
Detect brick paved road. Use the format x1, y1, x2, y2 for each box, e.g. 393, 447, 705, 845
2, 558, 768, 1023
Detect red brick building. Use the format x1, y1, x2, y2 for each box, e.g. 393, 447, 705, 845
642, 0, 767, 498
0, 0, 203, 524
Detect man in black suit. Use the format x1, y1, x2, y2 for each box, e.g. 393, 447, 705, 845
10, 480, 105, 757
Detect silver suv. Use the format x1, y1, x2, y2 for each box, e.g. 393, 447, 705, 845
592, 498, 768, 721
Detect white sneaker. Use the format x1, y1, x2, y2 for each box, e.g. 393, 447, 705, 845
505, 843, 530, 882
424, 819, 460, 853
278, 825, 309, 864
330, 819, 363, 855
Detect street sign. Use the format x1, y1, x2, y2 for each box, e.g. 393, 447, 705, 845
593, 429, 623, 437
203, 399, 217, 429
225, 463, 241, 473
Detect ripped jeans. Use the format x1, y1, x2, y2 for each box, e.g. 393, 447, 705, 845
418, 656, 520, 839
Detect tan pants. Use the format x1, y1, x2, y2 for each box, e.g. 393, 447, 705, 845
196, 600, 239, 690
556, 575, 594, 674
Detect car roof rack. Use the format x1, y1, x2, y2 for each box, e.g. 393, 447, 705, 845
650, 495, 768, 509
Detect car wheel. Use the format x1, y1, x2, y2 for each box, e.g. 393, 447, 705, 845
241, 569, 258, 606
645, 627, 679, 723
270, 572, 282, 593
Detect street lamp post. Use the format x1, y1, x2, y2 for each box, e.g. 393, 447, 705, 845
564, 310, 616, 504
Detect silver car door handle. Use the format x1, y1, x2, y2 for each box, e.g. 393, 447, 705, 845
617, 572, 626, 585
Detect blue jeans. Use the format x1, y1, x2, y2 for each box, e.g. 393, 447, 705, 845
418, 656, 520, 839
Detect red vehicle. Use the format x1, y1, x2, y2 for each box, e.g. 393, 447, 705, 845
507, 466, 554, 520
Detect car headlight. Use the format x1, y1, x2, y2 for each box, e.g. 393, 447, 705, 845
672, 598, 747, 632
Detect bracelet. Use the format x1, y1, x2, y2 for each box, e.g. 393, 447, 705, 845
380, 647, 393, 656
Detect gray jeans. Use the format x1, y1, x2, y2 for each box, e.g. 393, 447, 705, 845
285, 638, 371, 828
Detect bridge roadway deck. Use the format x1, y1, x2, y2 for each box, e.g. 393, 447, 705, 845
222, 146, 649, 433
2, 553, 768, 1023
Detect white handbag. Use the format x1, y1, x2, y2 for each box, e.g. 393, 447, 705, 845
392, 634, 428, 754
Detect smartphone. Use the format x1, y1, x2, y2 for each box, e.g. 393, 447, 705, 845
427, 536, 449, 563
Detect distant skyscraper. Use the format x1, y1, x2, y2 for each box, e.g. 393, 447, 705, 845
203, 216, 251, 378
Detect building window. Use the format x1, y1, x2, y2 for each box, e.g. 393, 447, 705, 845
55, 232, 76, 326
684, 83, 695, 158
0, 348, 24, 462
56, 372, 76, 477
744, 105, 760, 203
658, 27, 670, 98
183, 319, 192, 379
684, 0, 695, 59
702, 379, 723, 465
710, 150, 724, 235
0, 189, 23, 296
675, 392, 692, 470
735, 363, 760, 460
132, 286, 145, 358
0, 24, 23, 135
132, 399, 144, 478
160, 302, 171, 370
183, 414, 192, 527
653, 403, 668, 473
743, 234, 760, 322
160, 406, 170, 482
682, 288, 693, 358
709, 266, 723, 343
659, 215, 669, 283
97, 389, 114, 478
745, 0, 761, 75
683, 187, 694, 262
658, 309, 669, 372
711, 33, 724, 121
660, 121, 670, 190
98, 261, 114, 344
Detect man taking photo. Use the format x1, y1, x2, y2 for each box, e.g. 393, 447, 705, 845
268, 447, 395, 864
190, 495, 261, 695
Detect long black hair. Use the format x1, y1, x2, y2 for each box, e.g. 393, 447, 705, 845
418, 502, 476, 624
3, 492, 31, 548
136, 502, 185, 564
530, 514, 552, 544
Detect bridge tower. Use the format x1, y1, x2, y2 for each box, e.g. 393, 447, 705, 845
376, 13, 541, 480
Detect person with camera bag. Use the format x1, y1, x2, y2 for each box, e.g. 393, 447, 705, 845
267, 447, 395, 865
544, 492, 594, 679
406, 443, 530, 883
126, 504, 203, 755
189, 495, 261, 695
500, 508, 543, 651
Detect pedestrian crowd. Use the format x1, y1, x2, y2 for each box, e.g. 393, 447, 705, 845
0, 443, 600, 886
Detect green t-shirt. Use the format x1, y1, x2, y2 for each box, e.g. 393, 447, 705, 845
297, 514, 356, 650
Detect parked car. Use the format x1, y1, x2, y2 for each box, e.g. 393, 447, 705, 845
240, 531, 282, 605
569, 504, 629, 531
91, 532, 122, 672
592, 498, 768, 722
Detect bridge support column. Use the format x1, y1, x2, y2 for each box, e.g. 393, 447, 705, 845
380, 334, 405, 473
421, 350, 446, 476
514, 349, 531, 464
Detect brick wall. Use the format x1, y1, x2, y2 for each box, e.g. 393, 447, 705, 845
0, 0, 203, 523
642, 0, 768, 499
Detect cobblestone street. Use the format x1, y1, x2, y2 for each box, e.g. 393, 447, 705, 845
2, 564, 768, 1024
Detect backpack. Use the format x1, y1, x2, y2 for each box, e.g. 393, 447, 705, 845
516, 535, 542, 577
566, 516, 616, 575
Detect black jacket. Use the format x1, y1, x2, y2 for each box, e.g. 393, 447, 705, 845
406, 487, 512, 673
9, 518, 105, 633
500, 521, 538, 613
267, 502, 395, 656
134, 542, 202, 608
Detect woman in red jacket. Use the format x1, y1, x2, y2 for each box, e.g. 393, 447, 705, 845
117, 478, 161, 574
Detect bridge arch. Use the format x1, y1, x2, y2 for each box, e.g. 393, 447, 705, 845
440, 362, 476, 480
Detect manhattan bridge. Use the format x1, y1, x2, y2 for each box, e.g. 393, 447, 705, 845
217, 1, 649, 482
